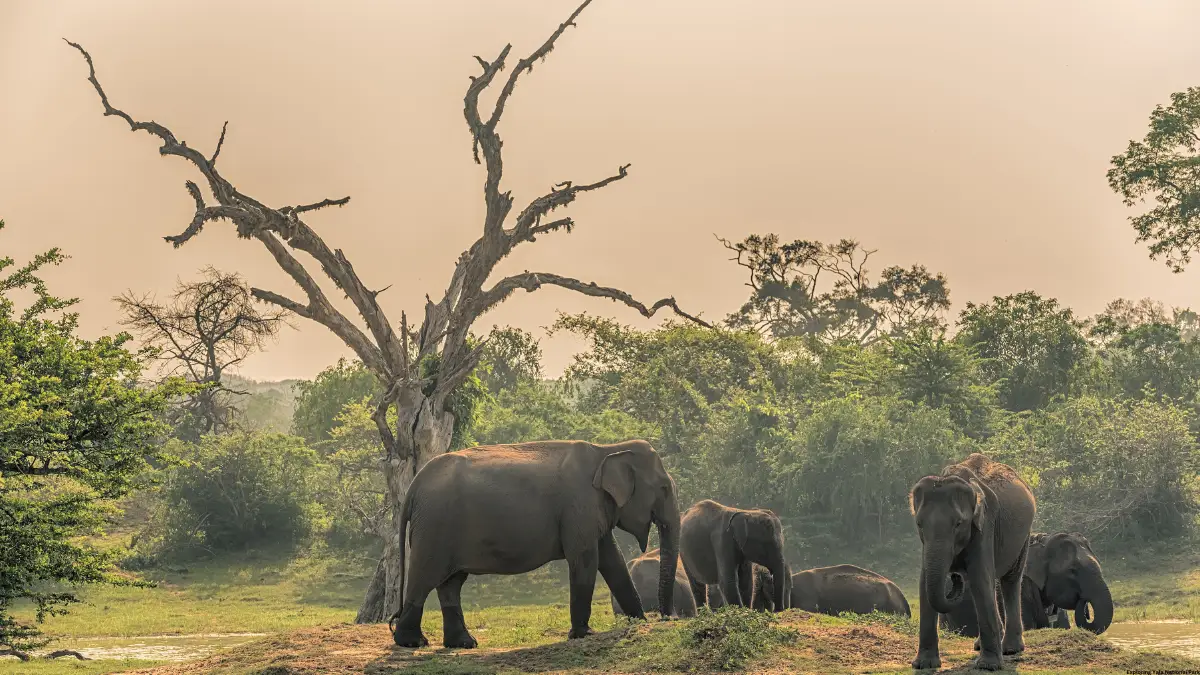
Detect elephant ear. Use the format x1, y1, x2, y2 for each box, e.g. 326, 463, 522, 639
970, 481, 987, 531
727, 511, 750, 549
593, 449, 637, 508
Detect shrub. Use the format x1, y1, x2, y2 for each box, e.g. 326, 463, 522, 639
992, 395, 1200, 542
682, 607, 797, 671
146, 431, 326, 558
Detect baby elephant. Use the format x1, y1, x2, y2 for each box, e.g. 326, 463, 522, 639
789, 564, 910, 617
611, 548, 697, 618
713, 564, 786, 611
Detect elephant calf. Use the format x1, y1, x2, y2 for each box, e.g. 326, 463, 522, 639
789, 564, 910, 617
941, 531, 1113, 637
680, 499, 791, 612
389, 440, 681, 649
611, 548, 697, 618
710, 564, 783, 611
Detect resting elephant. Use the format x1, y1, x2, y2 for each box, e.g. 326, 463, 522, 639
680, 500, 791, 612
611, 548, 697, 618
789, 564, 910, 617
389, 440, 680, 649
910, 453, 1036, 672
941, 531, 1112, 636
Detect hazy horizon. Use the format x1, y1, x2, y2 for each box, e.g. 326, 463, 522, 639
4, 0, 1200, 381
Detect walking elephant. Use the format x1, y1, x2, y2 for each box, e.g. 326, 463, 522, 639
941, 531, 1112, 636
909, 453, 1036, 672
389, 440, 681, 649
611, 548, 697, 618
680, 500, 791, 612
789, 564, 910, 617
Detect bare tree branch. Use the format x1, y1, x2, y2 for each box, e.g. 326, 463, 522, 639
476, 271, 712, 328
210, 121, 229, 166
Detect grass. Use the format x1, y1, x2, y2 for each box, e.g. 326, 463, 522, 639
63, 605, 1200, 675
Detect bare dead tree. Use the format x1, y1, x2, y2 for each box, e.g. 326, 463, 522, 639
68, 0, 708, 622
115, 267, 288, 441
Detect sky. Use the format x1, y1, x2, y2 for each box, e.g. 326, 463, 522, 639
3, 0, 1200, 382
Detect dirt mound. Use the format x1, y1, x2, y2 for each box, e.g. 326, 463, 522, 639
126, 614, 1200, 675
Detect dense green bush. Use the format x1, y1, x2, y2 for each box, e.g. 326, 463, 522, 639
148, 432, 326, 557
992, 395, 1200, 541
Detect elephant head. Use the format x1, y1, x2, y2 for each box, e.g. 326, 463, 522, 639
594, 444, 681, 617
728, 509, 789, 611
1025, 532, 1112, 634
910, 474, 985, 614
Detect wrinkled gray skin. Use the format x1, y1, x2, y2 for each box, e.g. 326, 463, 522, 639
789, 564, 910, 617
910, 453, 1036, 672
390, 440, 680, 649
680, 500, 790, 612
611, 548, 697, 618
941, 532, 1112, 637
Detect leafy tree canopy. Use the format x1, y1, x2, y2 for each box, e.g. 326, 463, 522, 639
0, 221, 186, 651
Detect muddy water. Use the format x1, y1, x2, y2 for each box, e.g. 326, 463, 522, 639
33, 632, 270, 662
1105, 621, 1200, 659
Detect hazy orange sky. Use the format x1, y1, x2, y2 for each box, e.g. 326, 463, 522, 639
4, 1, 1200, 381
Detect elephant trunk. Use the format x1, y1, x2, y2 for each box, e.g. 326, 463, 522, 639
1074, 564, 1113, 635
922, 546, 965, 615
656, 501, 680, 617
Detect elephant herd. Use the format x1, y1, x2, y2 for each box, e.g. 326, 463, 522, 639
610, 500, 910, 620
387, 440, 1114, 673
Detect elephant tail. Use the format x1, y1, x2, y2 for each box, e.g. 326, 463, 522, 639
900, 589, 912, 617
388, 490, 415, 633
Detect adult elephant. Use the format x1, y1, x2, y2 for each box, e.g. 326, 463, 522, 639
389, 440, 680, 649
680, 500, 790, 612
611, 548, 697, 618
941, 532, 1112, 636
909, 453, 1036, 672
789, 564, 910, 617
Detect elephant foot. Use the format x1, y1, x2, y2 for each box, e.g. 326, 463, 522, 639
911, 651, 941, 670
393, 629, 429, 649
567, 626, 595, 640
973, 652, 1004, 671
442, 631, 478, 649
1002, 638, 1025, 656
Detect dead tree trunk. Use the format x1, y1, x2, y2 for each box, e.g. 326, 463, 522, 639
69, 0, 709, 624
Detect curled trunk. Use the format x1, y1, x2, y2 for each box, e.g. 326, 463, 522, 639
1074, 566, 1114, 634
922, 548, 965, 615
656, 502, 681, 617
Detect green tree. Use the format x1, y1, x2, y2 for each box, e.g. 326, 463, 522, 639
955, 292, 1090, 412
0, 222, 184, 652
291, 358, 379, 444
722, 234, 950, 346
478, 326, 543, 394
1109, 88, 1200, 271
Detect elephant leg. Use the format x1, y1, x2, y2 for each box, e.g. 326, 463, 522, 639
567, 547, 600, 639
968, 569, 1004, 671
436, 572, 476, 649
716, 546, 743, 607
999, 548, 1027, 655
738, 560, 755, 610
598, 534, 646, 619
391, 564, 438, 648
912, 568, 941, 670
689, 577, 707, 609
